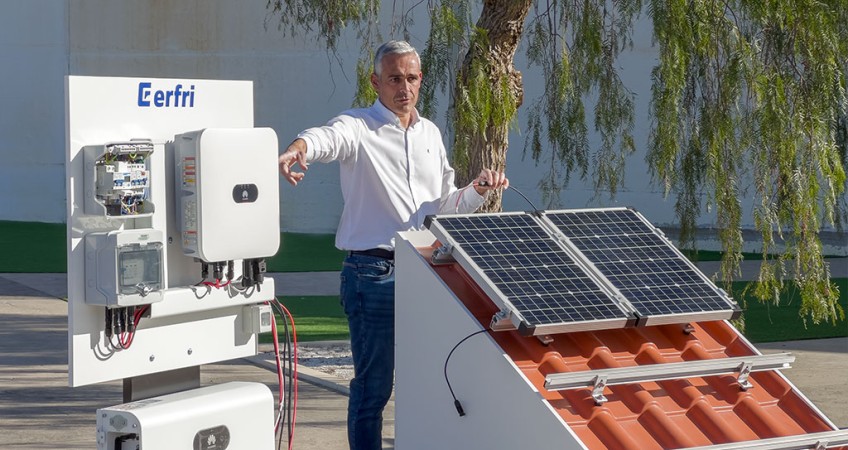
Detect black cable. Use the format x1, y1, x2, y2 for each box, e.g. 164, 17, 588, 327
213, 262, 224, 282
506, 186, 540, 212
201, 262, 209, 281
268, 300, 285, 450
284, 301, 294, 447
477, 181, 540, 211
443, 328, 491, 417
269, 299, 294, 450
105, 308, 113, 339
226, 260, 234, 282
280, 300, 291, 448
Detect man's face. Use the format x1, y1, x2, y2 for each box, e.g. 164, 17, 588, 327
371, 52, 422, 119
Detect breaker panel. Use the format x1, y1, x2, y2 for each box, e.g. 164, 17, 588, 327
85, 140, 155, 217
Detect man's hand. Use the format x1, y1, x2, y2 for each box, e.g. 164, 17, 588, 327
473, 169, 509, 195
279, 139, 309, 186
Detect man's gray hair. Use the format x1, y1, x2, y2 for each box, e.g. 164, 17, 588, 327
373, 40, 419, 76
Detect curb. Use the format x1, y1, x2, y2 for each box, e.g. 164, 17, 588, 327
244, 352, 352, 397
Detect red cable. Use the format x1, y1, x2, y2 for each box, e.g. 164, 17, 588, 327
277, 301, 298, 450
202, 279, 230, 289
454, 185, 472, 212
269, 306, 285, 436
120, 305, 150, 350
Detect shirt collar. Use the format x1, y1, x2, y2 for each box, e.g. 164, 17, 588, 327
373, 99, 420, 129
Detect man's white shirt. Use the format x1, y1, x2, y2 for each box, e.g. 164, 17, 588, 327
298, 100, 486, 251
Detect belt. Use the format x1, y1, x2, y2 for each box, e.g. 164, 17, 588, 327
350, 248, 395, 260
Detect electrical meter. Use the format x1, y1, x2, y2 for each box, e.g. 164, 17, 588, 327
175, 128, 280, 262
85, 140, 155, 217
85, 228, 165, 307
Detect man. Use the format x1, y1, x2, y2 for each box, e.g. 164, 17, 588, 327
278, 40, 508, 449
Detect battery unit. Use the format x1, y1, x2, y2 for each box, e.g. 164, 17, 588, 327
175, 128, 280, 263
96, 382, 274, 450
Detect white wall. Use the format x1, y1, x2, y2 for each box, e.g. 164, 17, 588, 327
0, 1, 68, 223
2, 1, 823, 245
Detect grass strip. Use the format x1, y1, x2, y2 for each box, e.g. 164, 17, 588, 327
0, 221, 343, 273
261, 295, 348, 343
0, 221, 67, 273
736, 278, 848, 343
265, 233, 346, 272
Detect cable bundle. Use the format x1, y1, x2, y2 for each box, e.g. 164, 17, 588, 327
269, 299, 298, 450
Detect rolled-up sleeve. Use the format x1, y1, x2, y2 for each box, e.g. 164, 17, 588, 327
438, 146, 486, 214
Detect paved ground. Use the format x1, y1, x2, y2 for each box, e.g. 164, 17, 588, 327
0, 275, 390, 450
0, 269, 845, 449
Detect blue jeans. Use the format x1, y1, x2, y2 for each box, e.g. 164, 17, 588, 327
340, 253, 395, 450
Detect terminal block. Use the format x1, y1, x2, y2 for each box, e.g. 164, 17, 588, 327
85, 140, 155, 217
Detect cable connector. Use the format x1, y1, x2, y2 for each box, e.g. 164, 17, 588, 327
454, 399, 466, 417
252, 258, 266, 284
444, 328, 491, 419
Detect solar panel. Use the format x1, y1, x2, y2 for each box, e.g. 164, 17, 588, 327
543, 208, 739, 324
426, 213, 634, 335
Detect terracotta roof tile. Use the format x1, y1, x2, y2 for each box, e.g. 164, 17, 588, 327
431, 262, 845, 450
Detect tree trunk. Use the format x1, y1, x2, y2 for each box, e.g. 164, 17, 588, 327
456, 0, 532, 212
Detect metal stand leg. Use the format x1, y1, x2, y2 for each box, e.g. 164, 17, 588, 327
123, 366, 200, 403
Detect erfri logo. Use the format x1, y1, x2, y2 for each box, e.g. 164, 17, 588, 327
137, 82, 196, 108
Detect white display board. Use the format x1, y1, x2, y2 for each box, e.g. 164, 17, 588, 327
66, 76, 277, 386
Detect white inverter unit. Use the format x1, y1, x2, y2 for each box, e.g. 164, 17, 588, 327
175, 128, 280, 263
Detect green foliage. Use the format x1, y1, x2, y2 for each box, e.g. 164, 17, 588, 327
266, 0, 848, 325
419, 2, 468, 120
352, 52, 377, 107
648, 0, 847, 325
524, 1, 639, 206
266, 0, 380, 51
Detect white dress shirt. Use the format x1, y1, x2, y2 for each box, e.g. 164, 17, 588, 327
298, 100, 486, 251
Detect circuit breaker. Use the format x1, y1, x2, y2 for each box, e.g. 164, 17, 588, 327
84, 228, 165, 307
175, 128, 280, 263
85, 140, 155, 217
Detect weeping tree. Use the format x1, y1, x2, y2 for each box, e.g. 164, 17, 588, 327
266, 0, 847, 326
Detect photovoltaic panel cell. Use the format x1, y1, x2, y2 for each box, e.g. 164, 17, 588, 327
544, 209, 736, 318
431, 214, 630, 330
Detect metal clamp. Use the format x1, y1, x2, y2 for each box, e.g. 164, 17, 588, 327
489, 310, 515, 332
134, 283, 152, 297
737, 361, 753, 390
591, 375, 609, 405
430, 244, 455, 264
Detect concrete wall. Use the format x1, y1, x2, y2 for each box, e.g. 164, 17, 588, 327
4, 0, 836, 251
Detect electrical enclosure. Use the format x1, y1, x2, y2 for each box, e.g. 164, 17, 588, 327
175, 128, 280, 262
84, 228, 165, 307
85, 140, 155, 218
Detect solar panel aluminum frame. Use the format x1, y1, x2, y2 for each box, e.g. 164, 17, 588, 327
426, 212, 636, 336
540, 207, 742, 326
